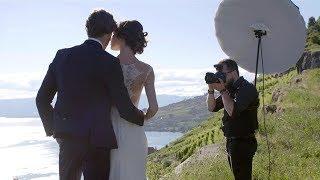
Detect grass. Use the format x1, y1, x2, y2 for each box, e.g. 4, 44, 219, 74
147, 68, 320, 180
147, 112, 225, 180
308, 45, 320, 52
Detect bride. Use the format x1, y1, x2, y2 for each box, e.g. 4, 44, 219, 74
109, 20, 158, 180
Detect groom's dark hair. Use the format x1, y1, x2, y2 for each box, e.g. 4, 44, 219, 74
86, 9, 117, 38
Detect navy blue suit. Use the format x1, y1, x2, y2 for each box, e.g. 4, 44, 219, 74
36, 40, 144, 179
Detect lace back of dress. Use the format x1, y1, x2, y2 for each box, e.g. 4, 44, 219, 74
121, 64, 144, 105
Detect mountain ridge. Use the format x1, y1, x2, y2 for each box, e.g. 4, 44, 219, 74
0, 94, 189, 118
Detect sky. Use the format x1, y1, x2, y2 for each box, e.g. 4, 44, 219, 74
0, 0, 319, 98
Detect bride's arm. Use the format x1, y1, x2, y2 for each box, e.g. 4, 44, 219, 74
144, 67, 158, 120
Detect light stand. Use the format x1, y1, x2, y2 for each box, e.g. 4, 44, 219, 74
254, 30, 267, 86
253, 29, 271, 180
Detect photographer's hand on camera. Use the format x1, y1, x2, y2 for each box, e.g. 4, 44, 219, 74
210, 78, 226, 92
207, 83, 216, 112
207, 78, 225, 112
207, 78, 233, 115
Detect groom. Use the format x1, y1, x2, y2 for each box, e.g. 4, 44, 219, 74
36, 9, 145, 180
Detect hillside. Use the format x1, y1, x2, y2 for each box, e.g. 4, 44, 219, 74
0, 95, 188, 118
145, 94, 213, 132
147, 68, 320, 179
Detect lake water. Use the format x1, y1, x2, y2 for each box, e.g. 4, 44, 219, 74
0, 117, 183, 180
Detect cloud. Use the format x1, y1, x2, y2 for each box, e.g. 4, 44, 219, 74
154, 67, 255, 96
154, 68, 210, 96
0, 73, 42, 91
0, 67, 255, 99
0, 89, 36, 99
0, 72, 43, 99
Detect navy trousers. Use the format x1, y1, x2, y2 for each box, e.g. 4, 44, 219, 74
57, 137, 110, 180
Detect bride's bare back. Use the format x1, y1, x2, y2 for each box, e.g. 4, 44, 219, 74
120, 59, 158, 120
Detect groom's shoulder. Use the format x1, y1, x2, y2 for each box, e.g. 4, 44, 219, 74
59, 42, 88, 53
51, 45, 81, 66
55, 44, 80, 56
101, 51, 116, 59
54, 43, 94, 58
52, 48, 70, 61
100, 51, 119, 65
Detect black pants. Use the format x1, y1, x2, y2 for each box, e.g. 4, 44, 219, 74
57, 138, 110, 180
226, 137, 257, 180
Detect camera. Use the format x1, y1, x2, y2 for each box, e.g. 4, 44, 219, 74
205, 64, 226, 84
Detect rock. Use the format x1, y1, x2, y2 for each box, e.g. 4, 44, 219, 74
174, 143, 222, 175
290, 77, 307, 89
296, 51, 320, 74
264, 105, 277, 114
265, 105, 284, 114
276, 106, 285, 113
148, 147, 157, 155
294, 77, 303, 84
272, 88, 284, 103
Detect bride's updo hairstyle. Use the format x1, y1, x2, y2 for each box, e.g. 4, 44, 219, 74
114, 20, 148, 54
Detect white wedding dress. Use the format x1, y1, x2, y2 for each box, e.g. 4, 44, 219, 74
109, 61, 158, 180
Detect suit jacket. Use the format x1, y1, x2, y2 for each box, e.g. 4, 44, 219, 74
36, 40, 144, 148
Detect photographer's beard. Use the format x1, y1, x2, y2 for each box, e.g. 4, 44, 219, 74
225, 71, 240, 90
225, 74, 238, 90
226, 79, 235, 89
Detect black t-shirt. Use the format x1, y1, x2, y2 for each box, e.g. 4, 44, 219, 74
213, 77, 259, 137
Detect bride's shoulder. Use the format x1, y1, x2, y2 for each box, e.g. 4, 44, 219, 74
136, 60, 154, 74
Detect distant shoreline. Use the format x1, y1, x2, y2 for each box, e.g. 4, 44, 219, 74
0, 117, 185, 133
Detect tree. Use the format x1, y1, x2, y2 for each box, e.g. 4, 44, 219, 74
316, 17, 320, 31
308, 17, 316, 28
306, 16, 320, 51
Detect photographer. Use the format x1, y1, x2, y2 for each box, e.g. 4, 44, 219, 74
206, 59, 259, 180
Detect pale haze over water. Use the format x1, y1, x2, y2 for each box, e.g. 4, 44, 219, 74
0, 118, 182, 179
